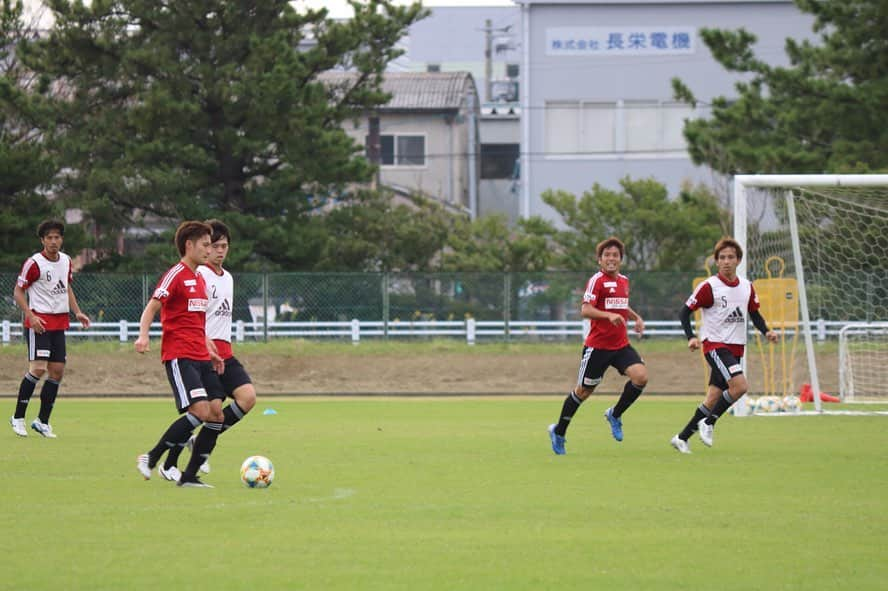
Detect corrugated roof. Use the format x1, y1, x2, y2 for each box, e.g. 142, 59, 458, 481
319, 71, 477, 111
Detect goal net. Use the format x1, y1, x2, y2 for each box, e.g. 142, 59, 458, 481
734, 174, 888, 412
839, 323, 888, 402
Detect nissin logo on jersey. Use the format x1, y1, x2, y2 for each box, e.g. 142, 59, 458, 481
187, 298, 208, 312
605, 297, 628, 309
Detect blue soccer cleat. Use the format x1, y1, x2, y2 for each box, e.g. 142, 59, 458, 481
547, 424, 566, 455
604, 407, 623, 442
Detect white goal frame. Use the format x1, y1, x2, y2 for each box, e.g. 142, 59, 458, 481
839, 322, 888, 402
733, 174, 888, 413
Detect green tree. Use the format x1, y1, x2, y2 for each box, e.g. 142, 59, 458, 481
442, 214, 557, 273
316, 190, 454, 272
542, 177, 726, 272
0, 1, 67, 270
672, 0, 888, 174
23, 0, 426, 270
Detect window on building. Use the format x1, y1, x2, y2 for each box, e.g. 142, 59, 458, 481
544, 101, 697, 155
480, 143, 520, 179
426, 63, 441, 72
506, 63, 520, 79
366, 134, 426, 166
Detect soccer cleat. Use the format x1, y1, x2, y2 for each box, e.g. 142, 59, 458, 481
30, 419, 57, 438
698, 419, 714, 448
670, 435, 692, 454
547, 424, 566, 455
10, 417, 27, 437
158, 464, 182, 482
136, 454, 152, 480
604, 407, 623, 442
177, 475, 214, 488
186, 435, 211, 474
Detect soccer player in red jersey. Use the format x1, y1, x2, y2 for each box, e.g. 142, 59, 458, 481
9, 220, 90, 438
134, 221, 226, 487
548, 237, 647, 454
670, 237, 778, 454
159, 219, 257, 478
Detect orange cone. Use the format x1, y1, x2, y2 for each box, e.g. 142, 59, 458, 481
799, 383, 840, 403
799, 383, 814, 402
820, 392, 840, 403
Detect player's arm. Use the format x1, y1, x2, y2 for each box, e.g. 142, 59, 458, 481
626, 305, 644, 335
135, 299, 162, 353
581, 302, 624, 326
750, 310, 778, 343
679, 305, 699, 351
67, 285, 91, 328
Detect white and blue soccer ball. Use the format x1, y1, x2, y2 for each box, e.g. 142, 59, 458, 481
781, 395, 802, 413
755, 396, 781, 414
240, 455, 275, 488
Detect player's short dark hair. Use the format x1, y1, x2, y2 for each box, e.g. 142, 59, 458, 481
596, 236, 625, 260
174, 221, 213, 256
205, 218, 230, 244
714, 237, 743, 262
37, 219, 65, 238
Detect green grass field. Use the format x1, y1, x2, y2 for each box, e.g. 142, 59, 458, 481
3, 398, 886, 591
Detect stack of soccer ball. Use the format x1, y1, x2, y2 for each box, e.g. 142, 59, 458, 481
240, 455, 275, 488
743, 395, 802, 414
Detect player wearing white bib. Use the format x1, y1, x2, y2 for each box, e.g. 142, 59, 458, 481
160, 219, 256, 479
9, 220, 90, 438
670, 237, 778, 454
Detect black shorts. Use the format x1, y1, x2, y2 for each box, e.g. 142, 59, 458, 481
576, 345, 644, 388
203, 356, 252, 398
164, 358, 226, 413
26, 329, 66, 363
705, 348, 744, 391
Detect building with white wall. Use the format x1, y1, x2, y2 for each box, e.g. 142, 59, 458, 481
516, 0, 814, 222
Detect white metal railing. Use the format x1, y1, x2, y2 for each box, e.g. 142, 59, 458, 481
0, 318, 865, 345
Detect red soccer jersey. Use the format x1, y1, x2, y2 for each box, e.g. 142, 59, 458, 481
582, 271, 631, 350
152, 263, 211, 362
17, 251, 74, 331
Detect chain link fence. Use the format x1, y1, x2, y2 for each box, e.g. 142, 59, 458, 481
0, 270, 874, 343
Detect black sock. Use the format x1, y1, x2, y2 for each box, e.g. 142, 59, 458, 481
706, 390, 735, 424
163, 439, 188, 470
222, 401, 247, 432
182, 422, 222, 479
554, 391, 582, 436
37, 378, 60, 424
147, 413, 202, 468
612, 381, 644, 418
678, 404, 710, 441
14, 373, 39, 419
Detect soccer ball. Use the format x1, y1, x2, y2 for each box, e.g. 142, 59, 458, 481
781, 395, 802, 413
240, 455, 274, 488
756, 396, 781, 413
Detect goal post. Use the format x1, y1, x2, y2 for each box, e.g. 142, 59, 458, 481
733, 174, 888, 412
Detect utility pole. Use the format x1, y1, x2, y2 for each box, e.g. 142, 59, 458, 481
484, 18, 492, 102
367, 114, 381, 189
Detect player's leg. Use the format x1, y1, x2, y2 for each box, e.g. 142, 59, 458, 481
11, 329, 48, 436
549, 348, 604, 454
702, 349, 746, 425
137, 359, 207, 479
178, 363, 225, 487
32, 332, 67, 437
220, 357, 255, 432
605, 346, 647, 441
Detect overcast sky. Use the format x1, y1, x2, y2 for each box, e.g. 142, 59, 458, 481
24, 1, 516, 25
